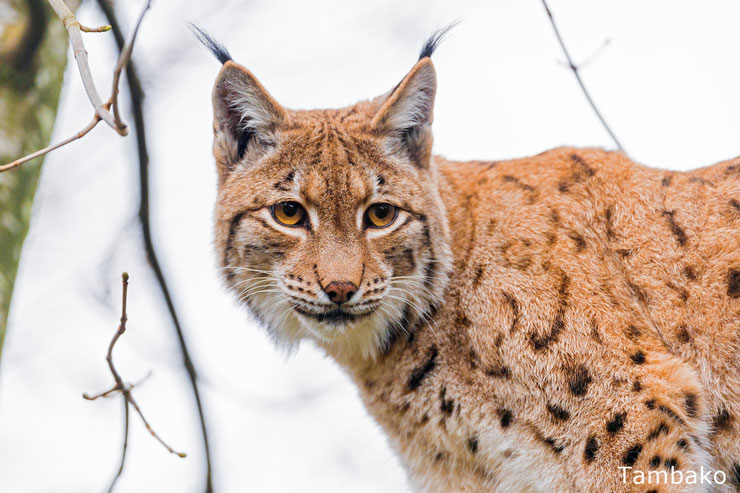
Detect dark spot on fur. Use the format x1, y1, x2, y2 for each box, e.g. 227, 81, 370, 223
501, 291, 519, 333
630, 351, 646, 365
542, 436, 564, 454
569, 365, 592, 396
684, 393, 698, 419
584, 435, 599, 463
531, 308, 565, 351
675, 325, 691, 344
647, 422, 670, 441
606, 412, 627, 434
658, 404, 686, 425
731, 463, 740, 486
406, 345, 438, 391
440, 387, 454, 416
682, 265, 697, 280
547, 403, 570, 422
497, 408, 513, 428
622, 444, 643, 466
661, 210, 687, 246
626, 325, 642, 339
473, 265, 484, 287
712, 408, 732, 433
467, 436, 479, 454
627, 281, 648, 305
727, 269, 740, 298
568, 232, 587, 251
650, 455, 662, 468
486, 365, 511, 379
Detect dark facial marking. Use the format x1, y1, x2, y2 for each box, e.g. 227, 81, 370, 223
622, 444, 642, 466
727, 269, 740, 298
584, 435, 599, 463
661, 210, 687, 246
606, 412, 627, 434
569, 364, 592, 396
547, 403, 570, 422
406, 345, 439, 391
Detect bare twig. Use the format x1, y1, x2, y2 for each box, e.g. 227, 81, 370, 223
0, 115, 100, 172
83, 273, 186, 492
0, 0, 150, 172
541, 0, 625, 152
46, 0, 122, 133
97, 2, 214, 491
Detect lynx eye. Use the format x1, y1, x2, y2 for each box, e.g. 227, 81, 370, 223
365, 203, 398, 228
271, 201, 306, 227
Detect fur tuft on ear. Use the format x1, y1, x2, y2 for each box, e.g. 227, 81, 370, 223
211, 61, 287, 171
371, 59, 437, 166
190, 23, 232, 64
418, 21, 458, 60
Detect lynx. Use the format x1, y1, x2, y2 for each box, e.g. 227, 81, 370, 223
194, 26, 740, 492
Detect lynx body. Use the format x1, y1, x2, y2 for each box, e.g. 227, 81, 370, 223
195, 27, 740, 492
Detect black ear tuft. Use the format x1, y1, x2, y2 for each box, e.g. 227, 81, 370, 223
418, 21, 459, 60
189, 23, 232, 64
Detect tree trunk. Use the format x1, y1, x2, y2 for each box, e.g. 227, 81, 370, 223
0, 0, 71, 357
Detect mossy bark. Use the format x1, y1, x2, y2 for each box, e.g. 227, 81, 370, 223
0, 0, 71, 357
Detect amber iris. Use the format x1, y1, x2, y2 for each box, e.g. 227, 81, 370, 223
365, 203, 397, 228
272, 201, 306, 227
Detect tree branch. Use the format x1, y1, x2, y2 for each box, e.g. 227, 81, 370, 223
96, 2, 214, 491
541, 0, 625, 152
0, 0, 150, 172
46, 0, 122, 133
83, 273, 186, 493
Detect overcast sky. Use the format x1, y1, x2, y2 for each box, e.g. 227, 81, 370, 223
1, 1, 739, 492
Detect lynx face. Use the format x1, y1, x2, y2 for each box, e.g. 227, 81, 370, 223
207, 37, 452, 359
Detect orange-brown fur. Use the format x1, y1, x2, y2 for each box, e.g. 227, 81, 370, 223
203, 34, 740, 492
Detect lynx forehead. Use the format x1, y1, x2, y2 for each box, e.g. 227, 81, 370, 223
197, 25, 740, 492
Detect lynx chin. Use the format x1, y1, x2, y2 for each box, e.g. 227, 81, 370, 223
194, 24, 740, 492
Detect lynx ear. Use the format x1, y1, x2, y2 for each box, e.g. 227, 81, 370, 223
371, 58, 436, 166
212, 61, 287, 167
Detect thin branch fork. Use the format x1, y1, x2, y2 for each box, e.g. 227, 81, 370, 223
0, 0, 151, 173
83, 273, 185, 492
541, 0, 625, 152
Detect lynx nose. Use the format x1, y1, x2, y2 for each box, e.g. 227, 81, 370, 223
324, 281, 358, 304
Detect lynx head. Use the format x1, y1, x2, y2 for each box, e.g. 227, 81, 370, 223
195, 26, 453, 361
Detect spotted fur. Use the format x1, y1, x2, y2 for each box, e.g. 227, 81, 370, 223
201, 28, 740, 492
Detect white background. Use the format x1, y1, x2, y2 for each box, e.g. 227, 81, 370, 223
1, 1, 739, 492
